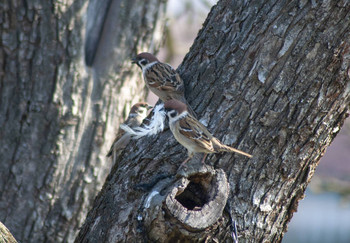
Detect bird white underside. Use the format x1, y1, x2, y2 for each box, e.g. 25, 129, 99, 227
169, 123, 198, 157
168, 111, 210, 157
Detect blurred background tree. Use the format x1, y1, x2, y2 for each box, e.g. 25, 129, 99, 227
0, 0, 166, 242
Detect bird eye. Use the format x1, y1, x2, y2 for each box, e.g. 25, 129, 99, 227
140, 59, 148, 66
169, 111, 177, 118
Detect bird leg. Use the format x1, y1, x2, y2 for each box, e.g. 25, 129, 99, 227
201, 154, 208, 164
180, 157, 191, 167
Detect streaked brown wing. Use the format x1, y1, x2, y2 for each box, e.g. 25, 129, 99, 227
178, 117, 214, 151
146, 63, 183, 92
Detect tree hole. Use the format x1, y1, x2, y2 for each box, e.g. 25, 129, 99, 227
175, 174, 212, 210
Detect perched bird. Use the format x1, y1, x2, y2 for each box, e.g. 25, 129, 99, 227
131, 52, 196, 116
164, 100, 252, 166
107, 102, 152, 157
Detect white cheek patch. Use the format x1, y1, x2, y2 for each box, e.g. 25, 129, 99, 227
120, 103, 166, 139
142, 61, 157, 75
169, 111, 188, 124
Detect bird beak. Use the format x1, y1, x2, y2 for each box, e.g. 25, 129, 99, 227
131, 57, 137, 64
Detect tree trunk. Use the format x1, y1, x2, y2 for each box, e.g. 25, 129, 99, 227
0, 0, 166, 242
75, 0, 350, 242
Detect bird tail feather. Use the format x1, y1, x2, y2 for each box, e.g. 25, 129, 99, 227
219, 144, 252, 158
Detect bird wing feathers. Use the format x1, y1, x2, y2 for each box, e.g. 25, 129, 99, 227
145, 63, 184, 93
178, 116, 215, 152
177, 117, 252, 158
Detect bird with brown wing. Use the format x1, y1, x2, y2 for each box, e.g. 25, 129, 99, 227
107, 102, 152, 158
164, 100, 252, 166
132, 52, 196, 117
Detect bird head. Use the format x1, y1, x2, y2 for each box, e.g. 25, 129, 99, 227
131, 52, 159, 70
130, 102, 153, 119
164, 100, 188, 122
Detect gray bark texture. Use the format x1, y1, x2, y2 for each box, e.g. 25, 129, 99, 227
76, 0, 350, 242
0, 0, 166, 242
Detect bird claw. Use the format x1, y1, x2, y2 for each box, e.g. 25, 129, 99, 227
200, 154, 208, 164
179, 157, 191, 168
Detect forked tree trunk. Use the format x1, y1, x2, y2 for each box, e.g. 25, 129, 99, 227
0, 0, 166, 242
76, 0, 350, 242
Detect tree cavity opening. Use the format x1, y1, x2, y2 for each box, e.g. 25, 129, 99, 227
175, 173, 213, 210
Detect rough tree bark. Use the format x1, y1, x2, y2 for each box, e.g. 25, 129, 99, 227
76, 0, 350, 242
0, 0, 166, 242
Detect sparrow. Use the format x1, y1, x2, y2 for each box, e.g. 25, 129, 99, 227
164, 99, 252, 166
107, 102, 152, 157
131, 52, 196, 117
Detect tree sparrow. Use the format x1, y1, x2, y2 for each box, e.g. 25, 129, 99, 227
131, 52, 196, 116
164, 100, 252, 166
107, 102, 152, 157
